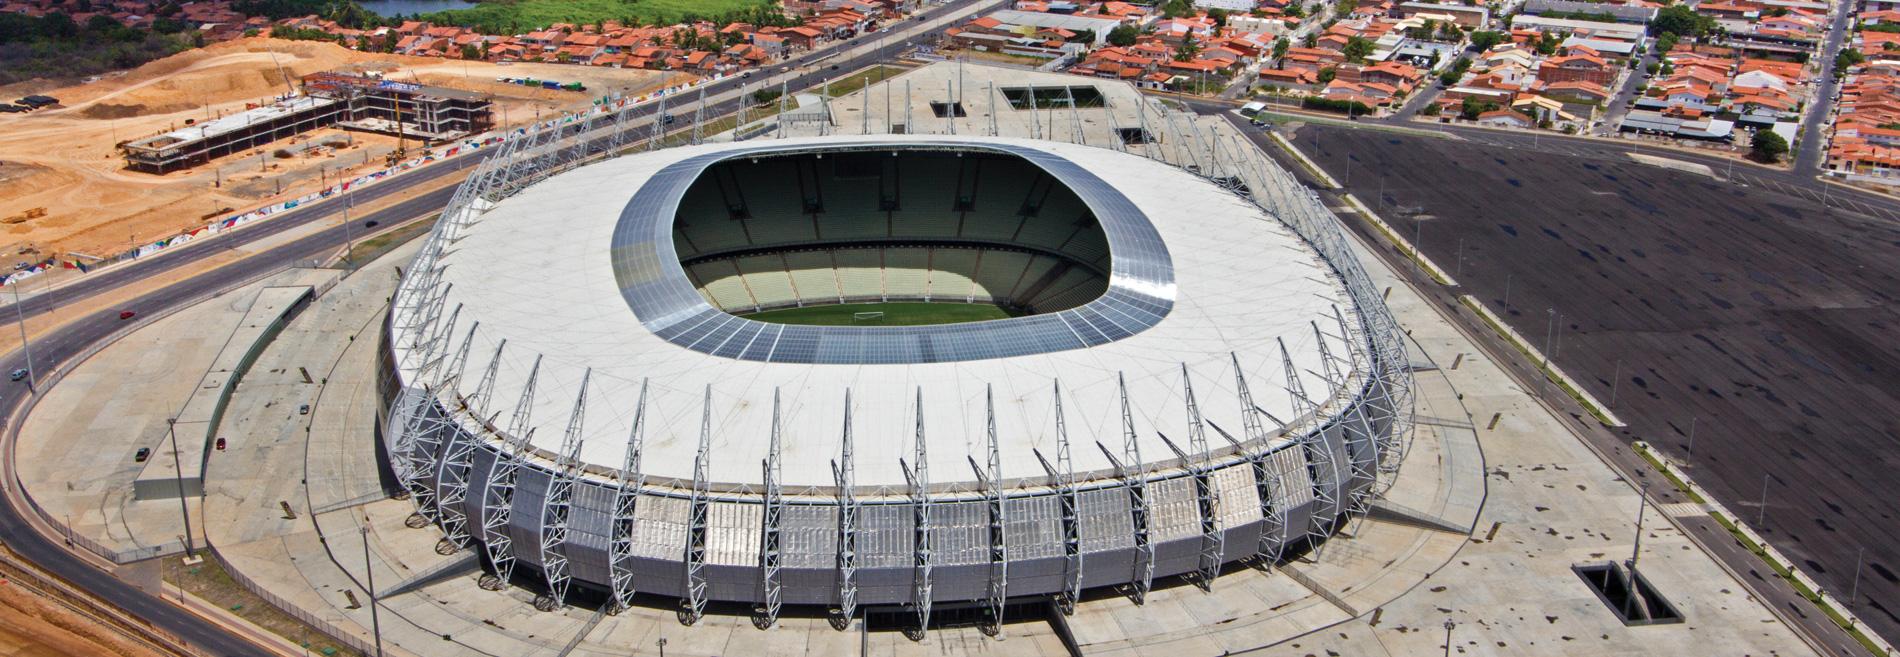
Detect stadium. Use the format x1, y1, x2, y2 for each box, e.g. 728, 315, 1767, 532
379, 129, 1414, 631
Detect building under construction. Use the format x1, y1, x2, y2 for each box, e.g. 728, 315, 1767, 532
120, 73, 494, 174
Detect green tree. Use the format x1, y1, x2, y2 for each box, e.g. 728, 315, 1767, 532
1459, 96, 1496, 119
1107, 23, 1139, 47
462, 43, 481, 59
1272, 37, 1289, 61
1209, 8, 1228, 26
1750, 130, 1789, 163
1469, 30, 1504, 50
1836, 47, 1866, 75
1343, 35, 1373, 63
1161, 0, 1194, 18
1175, 34, 1201, 61
1318, 66, 1337, 83
1651, 4, 1715, 37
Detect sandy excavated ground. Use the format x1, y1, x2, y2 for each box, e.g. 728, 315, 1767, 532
0, 38, 681, 266
0, 581, 165, 657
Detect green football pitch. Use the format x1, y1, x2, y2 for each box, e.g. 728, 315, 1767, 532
741, 302, 1024, 326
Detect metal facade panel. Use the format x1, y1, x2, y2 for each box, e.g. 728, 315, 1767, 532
1146, 476, 1200, 542
1076, 487, 1135, 553
631, 493, 690, 560
856, 503, 913, 569
931, 500, 988, 567
1212, 463, 1259, 528
706, 501, 762, 566
778, 504, 837, 569
1004, 494, 1063, 560
1268, 445, 1314, 509
509, 468, 551, 567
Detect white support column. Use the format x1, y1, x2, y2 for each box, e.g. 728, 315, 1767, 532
608, 381, 649, 612
480, 354, 543, 591
682, 386, 713, 625
538, 369, 590, 610
833, 390, 860, 625
756, 390, 784, 628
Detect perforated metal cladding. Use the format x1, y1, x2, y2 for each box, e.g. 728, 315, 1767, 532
630, 494, 690, 560
508, 469, 551, 567
707, 501, 763, 566
1076, 487, 1136, 553
609, 142, 1175, 365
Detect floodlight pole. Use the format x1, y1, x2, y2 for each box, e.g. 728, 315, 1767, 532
362, 524, 384, 657
1757, 474, 1769, 527
167, 418, 195, 558
1850, 547, 1864, 612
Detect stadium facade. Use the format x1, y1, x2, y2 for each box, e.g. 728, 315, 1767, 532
380, 105, 1413, 630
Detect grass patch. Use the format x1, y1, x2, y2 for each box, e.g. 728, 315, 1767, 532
165, 554, 361, 657
741, 302, 1021, 326
1457, 296, 1618, 426
1707, 511, 1887, 655
825, 65, 906, 97
1633, 444, 1705, 504
342, 214, 437, 269
1347, 196, 1450, 286
417, 0, 773, 32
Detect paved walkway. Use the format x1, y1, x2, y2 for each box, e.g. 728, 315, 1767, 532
15, 268, 334, 562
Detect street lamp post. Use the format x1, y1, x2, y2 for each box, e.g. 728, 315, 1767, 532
1442, 619, 1455, 657
166, 419, 196, 558
11, 280, 37, 391
362, 525, 383, 657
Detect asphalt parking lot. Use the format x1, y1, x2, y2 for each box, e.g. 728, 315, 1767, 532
1298, 125, 1900, 640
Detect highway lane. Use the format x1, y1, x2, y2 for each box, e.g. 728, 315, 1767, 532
0, 4, 999, 654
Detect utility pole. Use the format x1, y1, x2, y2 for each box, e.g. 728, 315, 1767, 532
362, 524, 384, 657
166, 419, 196, 559
1543, 308, 1556, 367
1685, 416, 1696, 463
12, 281, 36, 390
1625, 483, 1648, 620
1442, 619, 1455, 657
1609, 358, 1621, 408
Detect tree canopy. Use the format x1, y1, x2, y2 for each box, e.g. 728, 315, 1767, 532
1750, 130, 1789, 163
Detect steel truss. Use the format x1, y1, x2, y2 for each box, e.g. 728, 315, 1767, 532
755, 390, 785, 628
538, 369, 591, 609
1233, 353, 1289, 566
682, 386, 713, 624
1280, 339, 1344, 554
973, 385, 1008, 634
608, 381, 650, 612
1156, 364, 1223, 591
1314, 318, 1379, 516
480, 354, 543, 590
833, 390, 860, 624
1032, 380, 1082, 615
435, 338, 507, 548
902, 388, 933, 636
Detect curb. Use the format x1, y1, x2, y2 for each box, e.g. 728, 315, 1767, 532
1457, 295, 1625, 428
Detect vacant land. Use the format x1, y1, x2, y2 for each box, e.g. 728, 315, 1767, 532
1298, 124, 1900, 640
743, 301, 1020, 326
0, 38, 677, 266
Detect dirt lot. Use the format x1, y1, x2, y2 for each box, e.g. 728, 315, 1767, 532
0, 579, 165, 657
0, 38, 682, 266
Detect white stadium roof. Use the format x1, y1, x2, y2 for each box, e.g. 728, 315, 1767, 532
422, 135, 1361, 491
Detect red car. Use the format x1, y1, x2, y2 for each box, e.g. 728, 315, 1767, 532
118, 310, 136, 320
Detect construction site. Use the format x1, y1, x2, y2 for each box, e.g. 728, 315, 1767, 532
120, 73, 496, 175
0, 38, 681, 274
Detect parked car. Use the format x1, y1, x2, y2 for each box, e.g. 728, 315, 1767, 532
134, 447, 151, 462
0, 105, 27, 113
118, 310, 136, 320
215, 437, 226, 451
8, 368, 25, 381
299, 404, 310, 415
